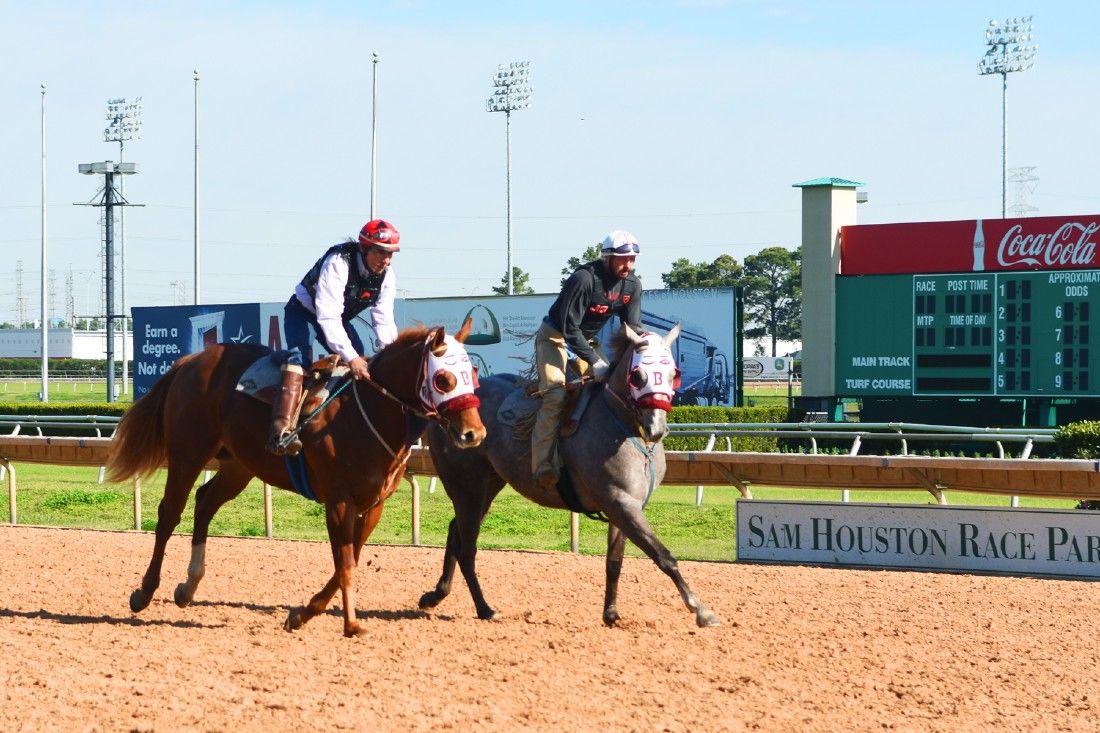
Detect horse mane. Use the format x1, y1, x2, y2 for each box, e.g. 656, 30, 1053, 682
608, 329, 631, 358
607, 327, 649, 372
370, 325, 431, 369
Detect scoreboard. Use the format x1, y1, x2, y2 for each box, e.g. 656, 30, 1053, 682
835, 270, 1098, 397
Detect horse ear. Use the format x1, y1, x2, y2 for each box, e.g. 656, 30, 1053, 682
664, 322, 682, 347
456, 316, 473, 344
429, 326, 448, 356
623, 322, 646, 348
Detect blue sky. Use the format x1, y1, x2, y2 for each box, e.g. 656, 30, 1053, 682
2, 1, 1096, 324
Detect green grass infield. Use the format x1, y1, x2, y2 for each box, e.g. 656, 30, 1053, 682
1, 464, 1079, 563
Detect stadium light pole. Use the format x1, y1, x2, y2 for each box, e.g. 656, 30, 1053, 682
978, 16, 1037, 219
40, 84, 48, 403
104, 96, 142, 395
486, 61, 532, 295
370, 52, 379, 219
76, 162, 141, 403
194, 70, 201, 305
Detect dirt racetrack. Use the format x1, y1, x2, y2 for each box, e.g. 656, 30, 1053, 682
1, 525, 1098, 732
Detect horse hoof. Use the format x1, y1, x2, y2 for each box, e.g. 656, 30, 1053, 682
284, 609, 304, 632
476, 608, 498, 621
173, 583, 193, 608
603, 609, 621, 627
696, 609, 721, 628
129, 589, 151, 613
418, 590, 445, 609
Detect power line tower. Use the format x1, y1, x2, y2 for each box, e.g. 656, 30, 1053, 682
1008, 166, 1039, 217
15, 260, 27, 325
169, 280, 187, 305
48, 268, 56, 323
65, 268, 75, 325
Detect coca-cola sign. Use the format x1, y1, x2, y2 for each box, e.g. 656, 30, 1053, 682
841, 215, 1100, 275
996, 221, 1099, 268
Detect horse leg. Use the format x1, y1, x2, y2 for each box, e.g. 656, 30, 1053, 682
130, 462, 207, 613
173, 462, 253, 607
285, 502, 383, 634
417, 517, 460, 610
420, 465, 503, 620
450, 480, 506, 621
602, 498, 721, 628
602, 524, 627, 627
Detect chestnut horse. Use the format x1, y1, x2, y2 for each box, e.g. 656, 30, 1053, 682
420, 323, 720, 627
107, 322, 486, 636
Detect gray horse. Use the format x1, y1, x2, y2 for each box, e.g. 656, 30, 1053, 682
419, 322, 720, 628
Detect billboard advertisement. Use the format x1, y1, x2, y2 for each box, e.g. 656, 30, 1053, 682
742, 356, 794, 380
841, 214, 1100, 275
397, 288, 739, 405
132, 303, 261, 398
133, 288, 741, 406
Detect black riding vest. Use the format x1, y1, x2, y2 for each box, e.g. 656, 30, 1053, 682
300, 241, 387, 320
548, 261, 642, 340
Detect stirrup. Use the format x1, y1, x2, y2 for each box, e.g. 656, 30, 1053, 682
267, 426, 302, 456
277, 427, 303, 456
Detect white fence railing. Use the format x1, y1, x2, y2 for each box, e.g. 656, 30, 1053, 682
2, 420, 1098, 553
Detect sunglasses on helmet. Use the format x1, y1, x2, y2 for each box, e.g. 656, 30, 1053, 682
606, 242, 641, 255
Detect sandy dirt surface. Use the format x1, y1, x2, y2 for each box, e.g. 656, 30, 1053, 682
1, 524, 1098, 732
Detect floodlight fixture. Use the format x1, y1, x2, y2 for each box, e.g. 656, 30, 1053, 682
486, 61, 532, 295
979, 16, 1038, 218
104, 96, 143, 143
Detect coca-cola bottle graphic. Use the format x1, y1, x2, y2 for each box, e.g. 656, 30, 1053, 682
972, 219, 985, 272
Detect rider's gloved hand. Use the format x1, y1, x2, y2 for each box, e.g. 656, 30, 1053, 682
590, 358, 610, 381
349, 356, 371, 381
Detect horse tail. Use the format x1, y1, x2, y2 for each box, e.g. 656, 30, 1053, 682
106, 355, 192, 482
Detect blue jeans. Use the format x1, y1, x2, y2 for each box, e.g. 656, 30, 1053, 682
283, 296, 364, 366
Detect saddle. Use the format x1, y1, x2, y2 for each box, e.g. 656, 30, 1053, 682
236, 352, 346, 409
497, 380, 597, 438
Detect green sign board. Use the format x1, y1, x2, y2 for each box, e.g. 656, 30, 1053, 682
836, 271, 1098, 397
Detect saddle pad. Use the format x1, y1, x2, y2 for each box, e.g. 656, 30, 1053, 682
235, 353, 284, 403
496, 387, 539, 428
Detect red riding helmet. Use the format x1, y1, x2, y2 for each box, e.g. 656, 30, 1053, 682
359, 219, 401, 252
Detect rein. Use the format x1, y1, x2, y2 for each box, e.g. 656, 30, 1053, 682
351, 378, 401, 459
601, 385, 659, 508
286, 330, 476, 457
275, 369, 431, 454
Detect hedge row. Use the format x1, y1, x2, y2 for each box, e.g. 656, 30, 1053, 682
0, 358, 131, 377
665, 404, 792, 452
0, 401, 128, 417
1054, 421, 1100, 459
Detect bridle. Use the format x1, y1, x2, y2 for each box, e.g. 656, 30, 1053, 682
350, 328, 480, 457
601, 332, 680, 435
625, 332, 680, 411
597, 332, 679, 505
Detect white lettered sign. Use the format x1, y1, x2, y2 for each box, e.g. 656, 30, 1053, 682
737, 500, 1100, 578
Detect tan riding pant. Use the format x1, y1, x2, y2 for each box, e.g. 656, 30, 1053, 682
531, 321, 592, 475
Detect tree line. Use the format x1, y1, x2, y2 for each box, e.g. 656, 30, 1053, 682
3, 245, 802, 358
493, 243, 801, 356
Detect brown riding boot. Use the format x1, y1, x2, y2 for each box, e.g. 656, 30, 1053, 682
266, 364, 305, 456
